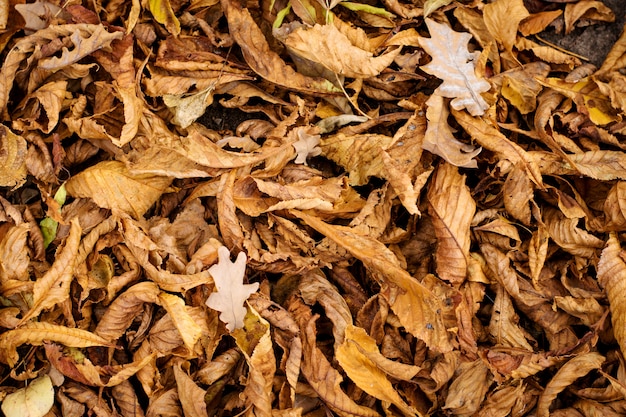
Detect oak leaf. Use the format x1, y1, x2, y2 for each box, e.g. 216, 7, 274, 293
206, 246, 259, 332
419, 18, 491, 116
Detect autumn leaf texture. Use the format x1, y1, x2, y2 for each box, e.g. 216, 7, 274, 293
2, 0, 626, 415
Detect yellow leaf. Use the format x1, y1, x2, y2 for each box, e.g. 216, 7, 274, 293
539, 77, 619, 126
337, 325, 422, 417
424, 93, 480, 168
0, 125, 27, 189
428, 163, 475, 286
148, 0, 181, 36
158, 293, 204, 352
1, 375, 54, 417
497, 62, 549, 114
419, 18, 491, 116
65, 160, 173, 219
483, 0, 529, 52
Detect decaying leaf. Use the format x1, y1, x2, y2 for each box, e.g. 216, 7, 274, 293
419, 18, 491, 116
206, 246, 259, 332
0, 125, 27, 189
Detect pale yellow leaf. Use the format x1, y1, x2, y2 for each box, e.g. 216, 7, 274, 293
1, 375, 54, 417
419, 18, 491, 116
158, 293, 204, 352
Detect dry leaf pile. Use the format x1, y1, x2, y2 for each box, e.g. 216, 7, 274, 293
2, 0, 626, 415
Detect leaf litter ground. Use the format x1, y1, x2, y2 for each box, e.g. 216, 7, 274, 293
1, 0, 626, 416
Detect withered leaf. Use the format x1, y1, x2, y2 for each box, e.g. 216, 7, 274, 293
0, 125, 27, 189
65, 160, 173, 219
428, 163, 475, 286
483, 0, 529, 52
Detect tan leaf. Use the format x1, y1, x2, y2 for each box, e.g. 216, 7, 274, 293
0, 125, 27, 189
173, 363, 209, 417
443, 359, 492, 416
603, 181, 626, 230
336, 325, 421, 417
1, 375, 54, 417
221, 0, 340, 94
0, 322, 115, 367
536, 352, 605, 417
495, 62, 549, 114
65, 160, 173, 219
598, 234, 626, 360
0, 223, 30, 283
528, 224, 549, 289
19, 218, 81, 324
483, 0, 529, 52
146, 389, 181, 417
502, 163, 534, 225
423, 93, 481, 168
489, 285, 534, 350
279, 23, 400, 78
428, 163, 475, 286
292, 210, 452, 352
419, 18, 491, 116
553, 296, 605, 327
519, 10, 563, 37
515, 37, 581, 68
14, 81, 68, 134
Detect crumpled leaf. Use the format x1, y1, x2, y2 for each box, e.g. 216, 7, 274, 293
598, 233, 626, 359
423, 93, 481, 168
65, 160, 173, 219
419, 18, 491, 116
292, 126, 322, 164
443, 359, 492, 416
163, 87, 214, 129
206, 246, 259, 332
1, 375, 54, 417
564, 0, 614, 35
173, 363, 209, 417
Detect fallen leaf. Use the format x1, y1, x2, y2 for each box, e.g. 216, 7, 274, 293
419, 18, 491, 116
1, 375, 54, 417
206, 246, 259, 332
483, 0, 529, 52
148, 0, 181, 36
0, 125, 27, 189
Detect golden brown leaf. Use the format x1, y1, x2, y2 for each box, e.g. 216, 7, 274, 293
543, 208, 604, 258
0, 223, 30, 283
174, 363, 209, 417
564, 1, 614, 35
598, 233, 626, 360
0, 322, 115, 367
292, 210, 452, 352
428, 162, 475, 286
158, 292, 204, 351
423, 93, 480, 168
65, 160, 173, 219
19, 218, 81, 324
536, 352, 605, 417
443, 359, 492, 416
336, 325, 421, 417
0, 125, 27, 189
483, 0, 528, 52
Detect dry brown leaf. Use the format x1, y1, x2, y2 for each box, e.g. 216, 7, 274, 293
419, 18, 491, 116
292, 210, 452, 352
536, 352, 605, 417
528, 224, 549, 289
279, 23, 400, 79
519, 10, 563, 37
65, 160, 173, 219
443, 359, 492, 416
489, 284, 535, 350
0, 223, 30, 283
173, 363, 209, 417
423, 93, 480, 168
603, 181, 626, 230
19, 218, 81, 324
483, 0, 528, 52
598, 234, 626, 360
0, 125, 27, 189
564, 0, 614, 35
221, 0, 340, 94
0, 322, 115, 367
158, 292, 204, 352
232, 308, 275, 417
543, 207, 604, 258
428, 163, 475, 286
